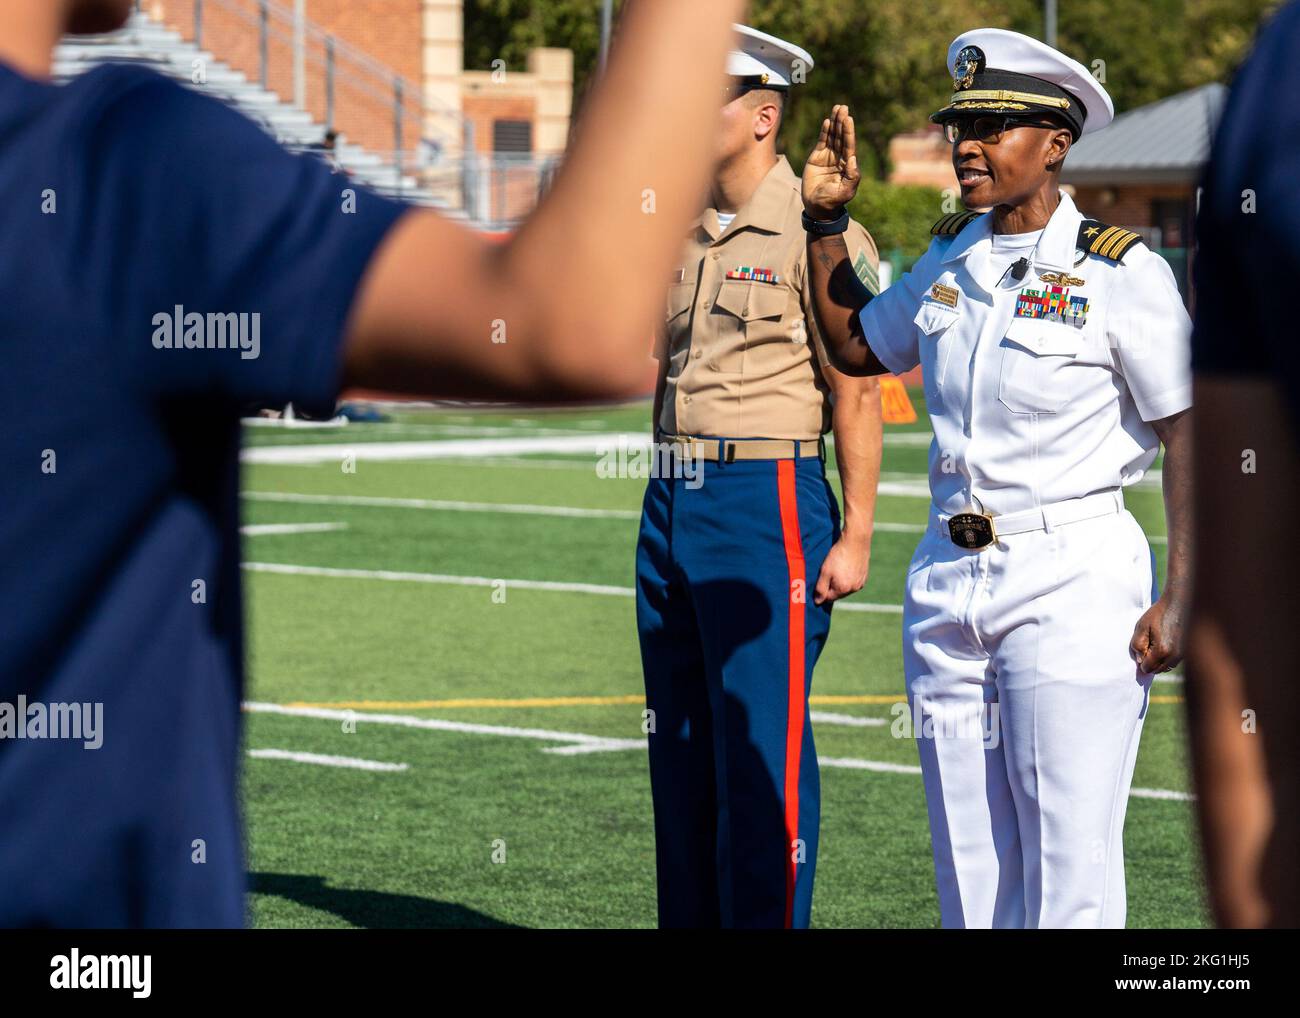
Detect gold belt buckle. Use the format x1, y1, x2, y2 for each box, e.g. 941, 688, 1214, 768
947, 510, 997, 550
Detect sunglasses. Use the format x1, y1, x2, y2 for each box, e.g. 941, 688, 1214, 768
944, 116, 1064, 144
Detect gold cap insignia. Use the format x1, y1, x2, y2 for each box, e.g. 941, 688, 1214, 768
953, 46, 984, 91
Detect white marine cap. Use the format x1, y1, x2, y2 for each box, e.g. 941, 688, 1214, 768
931, 28, 1114, 137
726, 24, 813, 90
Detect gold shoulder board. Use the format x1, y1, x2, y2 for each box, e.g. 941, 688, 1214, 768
931, 210, 981, 236
1078, 219, 1141, 263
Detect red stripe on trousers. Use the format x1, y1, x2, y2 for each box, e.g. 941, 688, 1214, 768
775, 459, 807, 930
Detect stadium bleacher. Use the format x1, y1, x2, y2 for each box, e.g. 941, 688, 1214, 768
54, 10, 442, 207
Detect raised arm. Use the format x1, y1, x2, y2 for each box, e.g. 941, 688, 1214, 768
344, 0, 748, 401
801, 105, 889, 378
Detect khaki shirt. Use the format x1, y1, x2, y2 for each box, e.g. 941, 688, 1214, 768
657, 155, 880, 441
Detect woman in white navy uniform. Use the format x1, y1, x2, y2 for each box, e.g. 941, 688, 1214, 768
797, 29, 1193, 927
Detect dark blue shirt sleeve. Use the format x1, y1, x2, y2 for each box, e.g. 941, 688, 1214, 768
1192, 1, 1300, 379
76, 66, 409, 413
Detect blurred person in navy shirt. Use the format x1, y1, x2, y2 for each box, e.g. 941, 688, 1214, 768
0, 0, 747, 926
1187, 0, 1300, 928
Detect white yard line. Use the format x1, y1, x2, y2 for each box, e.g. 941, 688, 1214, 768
244, 491, 639, 520
243, 492, 934, 535
241, 432, 1161, 490
243, 562, 635, 598
242, 434, 637, 465
244, 701, 640, 752
239, 522, 349, 536
247, 748, 408, 772
243, 491, 928, 532
245, 702, 1191, 800
821, 757, 922, 774
242, 560, 906, 614
541, 740, 648, 755
1129, 787, 1195, 802
811, 711, 888, 728
239, 490, 1164, 543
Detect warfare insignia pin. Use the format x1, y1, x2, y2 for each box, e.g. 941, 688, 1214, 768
1039, 271, 1086, 287
930, 283, 960, 308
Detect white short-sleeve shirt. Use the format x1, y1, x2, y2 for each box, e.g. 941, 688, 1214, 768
861, 192, 1192, 517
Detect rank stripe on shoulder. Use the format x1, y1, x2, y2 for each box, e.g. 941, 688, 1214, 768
852, 250, 880, 296
1078, 219, 1141, 263
931, 210, 981, 236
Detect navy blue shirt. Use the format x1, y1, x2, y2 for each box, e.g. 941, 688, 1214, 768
0, 61, 406, 926
1192, 0, 1300, 429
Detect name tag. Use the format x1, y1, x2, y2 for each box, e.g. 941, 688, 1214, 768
930, 283, 959, 308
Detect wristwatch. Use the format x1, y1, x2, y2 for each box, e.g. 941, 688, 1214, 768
802, 207, 850, 236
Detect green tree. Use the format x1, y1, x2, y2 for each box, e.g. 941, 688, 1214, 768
462, 0, 1280, 175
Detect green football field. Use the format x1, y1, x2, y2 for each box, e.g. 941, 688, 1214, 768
237, 393, 1207, 928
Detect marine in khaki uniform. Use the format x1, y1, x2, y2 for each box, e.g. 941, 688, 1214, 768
636, 25, 884, 929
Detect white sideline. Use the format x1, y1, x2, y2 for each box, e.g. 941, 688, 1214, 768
247, 748, 408, 772
244, 702, 1193, 801
242, 561, 906, 614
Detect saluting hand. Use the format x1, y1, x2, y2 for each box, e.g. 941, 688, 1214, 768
802, 105, 862, 218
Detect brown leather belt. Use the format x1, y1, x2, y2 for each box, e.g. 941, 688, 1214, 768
658, 434, 824, 462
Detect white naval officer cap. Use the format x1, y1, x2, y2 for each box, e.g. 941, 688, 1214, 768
930, 28, 1114, 138
726, 24, 813, 91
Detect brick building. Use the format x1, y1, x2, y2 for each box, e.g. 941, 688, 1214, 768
1062, 83, 1226, 299
144, 0, 572, 220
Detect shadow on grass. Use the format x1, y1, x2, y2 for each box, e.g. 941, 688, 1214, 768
249, 872, 525, 929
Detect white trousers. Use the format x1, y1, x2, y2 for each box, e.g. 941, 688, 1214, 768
903, 507, 1156, 929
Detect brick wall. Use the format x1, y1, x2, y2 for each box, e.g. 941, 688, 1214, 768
149, 0, 424, 153
462, 89, 534, 154
1069, 183, 1193, 236
889, 127, 956, 191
